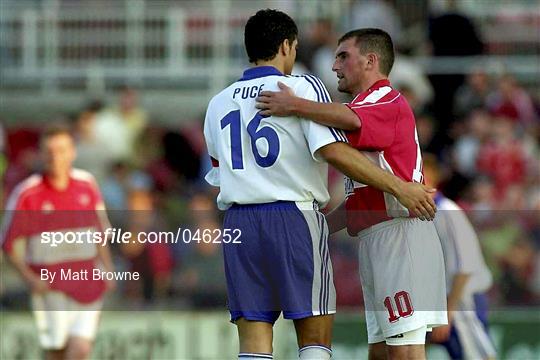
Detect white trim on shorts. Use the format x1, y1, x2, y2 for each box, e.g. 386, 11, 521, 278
296, 204, 336, 317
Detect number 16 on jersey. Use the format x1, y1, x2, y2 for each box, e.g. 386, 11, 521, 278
220, 110, 281, 169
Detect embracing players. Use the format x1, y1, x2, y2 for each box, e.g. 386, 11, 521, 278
205, 10, 436, 360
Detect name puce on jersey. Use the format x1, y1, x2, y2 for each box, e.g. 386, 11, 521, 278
233, 84, 265, 99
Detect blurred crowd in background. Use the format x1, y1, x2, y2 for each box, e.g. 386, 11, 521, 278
1, 0, 539, 310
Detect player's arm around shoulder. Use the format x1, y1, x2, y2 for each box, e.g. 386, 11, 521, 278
316, 142, 437, 220
256, 79, 360, 130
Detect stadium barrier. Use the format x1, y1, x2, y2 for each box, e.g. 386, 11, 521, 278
1, 311, 539, 359
1, 0, 537, 92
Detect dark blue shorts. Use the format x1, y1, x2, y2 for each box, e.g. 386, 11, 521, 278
223, 201, 335, 324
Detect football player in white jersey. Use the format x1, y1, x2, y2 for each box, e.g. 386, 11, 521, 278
424, 155, 496, 360
204, 10, 436, 360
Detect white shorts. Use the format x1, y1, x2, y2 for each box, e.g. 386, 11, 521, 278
32, 291, 102, 350
357, 218, 448, 344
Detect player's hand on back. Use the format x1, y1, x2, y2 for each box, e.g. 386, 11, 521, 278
256, 81, 297, 117
395, 182, 437, 221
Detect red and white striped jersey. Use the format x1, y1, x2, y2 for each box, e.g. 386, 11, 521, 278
1, 169, 110, 303
344, 79, 424, 235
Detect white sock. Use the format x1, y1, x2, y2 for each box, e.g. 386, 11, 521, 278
298, 345, 332, 359
238, 353, 273, 359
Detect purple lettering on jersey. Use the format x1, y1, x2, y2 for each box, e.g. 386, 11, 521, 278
233, 84, 265, 100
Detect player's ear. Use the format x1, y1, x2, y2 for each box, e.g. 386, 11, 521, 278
281, 39, 290, 56
366, 53, 377, 71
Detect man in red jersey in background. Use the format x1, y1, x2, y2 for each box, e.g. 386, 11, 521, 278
257, 28, 446, 360
1, 125, 114, 360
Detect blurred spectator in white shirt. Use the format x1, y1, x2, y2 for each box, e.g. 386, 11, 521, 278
349, 0, 402, 44
73, 101, 110, 184
94, 86, 148, 165
391, 52, 434, 113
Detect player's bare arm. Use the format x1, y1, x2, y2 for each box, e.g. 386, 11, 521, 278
447, 273, 471, 315
256, 81, 360, 130
431, 273, 470, 343
316, 142, 437, 220
5, 250, 49, 293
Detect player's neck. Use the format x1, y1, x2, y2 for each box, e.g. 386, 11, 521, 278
357, 75, 389, 95
46, 172, 70, 191
252, 59, 285, 74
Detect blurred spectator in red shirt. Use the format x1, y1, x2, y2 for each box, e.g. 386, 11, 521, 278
477, 117, 528, 200
3, 128, 40, 196
488, 75, 538, 128
0, 122, 6, 204
330, 239, 363, 307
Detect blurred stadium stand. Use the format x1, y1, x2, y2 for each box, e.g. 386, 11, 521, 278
0, 0, 538, 123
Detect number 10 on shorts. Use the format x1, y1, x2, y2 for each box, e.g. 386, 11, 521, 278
383, 291, 413, 323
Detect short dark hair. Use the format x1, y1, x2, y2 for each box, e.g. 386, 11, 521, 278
339, 28, 395, 75
42, 123, 73, 141
244, 9, 298, 63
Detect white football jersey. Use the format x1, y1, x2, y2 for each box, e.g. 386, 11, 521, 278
433, 194, 493, 294
204, 66, 346, 210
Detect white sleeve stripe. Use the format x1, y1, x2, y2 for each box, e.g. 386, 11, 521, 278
413, 128, 423, 183
304, 74, 330, 102
302, 75, 322, 102
304, 75, 348, 143
316, 77, 332, 102
315, 76, 332, 102
338, 128, 348, 142
350, 94, 401, 109
311, 76, 349, 143
331, 128, 347, 142
328, 127, 341, 142
70, 168, 95, 182
306, 74, 331, 102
